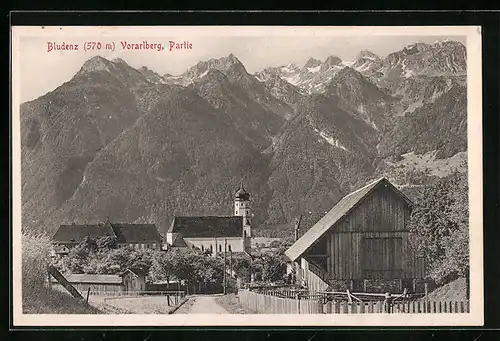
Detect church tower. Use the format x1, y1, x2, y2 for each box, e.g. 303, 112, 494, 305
234, 182, 252, 239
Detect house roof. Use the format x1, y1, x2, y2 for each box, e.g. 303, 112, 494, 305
52, 222, 162, 244
112, 223, 162, 243
51, 274, 123, 284
285, 177, 412, 262
52, 223, 115, 243
168, 216, 243, 238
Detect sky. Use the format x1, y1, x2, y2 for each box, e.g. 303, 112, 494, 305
18, 34, 466, 103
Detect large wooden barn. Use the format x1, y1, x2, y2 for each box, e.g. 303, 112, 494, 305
285, 177, 426, 294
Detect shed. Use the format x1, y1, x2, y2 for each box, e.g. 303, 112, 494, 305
121, 268, 148, 292
285, 177, 426, 293
50, 273, 124, 294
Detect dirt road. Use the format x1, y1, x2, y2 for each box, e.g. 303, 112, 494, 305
174, 295, 229, 314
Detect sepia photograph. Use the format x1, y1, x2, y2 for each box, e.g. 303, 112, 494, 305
11, 25, 483, 326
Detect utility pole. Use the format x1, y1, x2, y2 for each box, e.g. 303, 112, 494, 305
229, 249, 233, 279
223, 239, 227, 295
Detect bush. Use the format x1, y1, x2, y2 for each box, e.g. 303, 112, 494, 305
22, 230, 51, 298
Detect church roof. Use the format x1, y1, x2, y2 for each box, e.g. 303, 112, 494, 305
168, 216, 243, 238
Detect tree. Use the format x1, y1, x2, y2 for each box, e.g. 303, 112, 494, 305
96, 236, 118, 250
232, 254, 251, 279
149, 251, 175, 283
408, 170, 469, 285
261, 252, 287, 282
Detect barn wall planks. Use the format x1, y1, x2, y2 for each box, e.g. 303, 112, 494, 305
304, 185, 425, 281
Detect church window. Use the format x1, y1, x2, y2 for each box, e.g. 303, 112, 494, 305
228, 245, 232, 252
219, 245, 222, 252
201, 245, 204, 251
244, 231, 247, 237
235, 210, 238, 215
246, 210, 249, 215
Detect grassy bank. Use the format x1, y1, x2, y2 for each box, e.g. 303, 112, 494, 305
215, 294, 255, 314
23, 287, 102, 314
22, 230, 102, 314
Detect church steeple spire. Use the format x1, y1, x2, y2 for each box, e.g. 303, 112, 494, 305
234, 181, 251, 241
235, 181, 250, 201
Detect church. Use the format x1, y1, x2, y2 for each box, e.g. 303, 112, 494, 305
165, 183, 253, 255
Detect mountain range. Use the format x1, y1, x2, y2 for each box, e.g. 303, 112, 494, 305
20, 40, 468, 237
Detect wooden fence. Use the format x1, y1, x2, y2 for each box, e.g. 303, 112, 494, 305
239, 290, 323, 314
238, 290, 470, 314
87, 290, 186, 297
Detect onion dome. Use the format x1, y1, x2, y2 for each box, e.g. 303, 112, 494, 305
235, 182, 250, 201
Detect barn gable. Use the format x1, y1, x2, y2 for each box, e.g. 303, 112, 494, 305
285, 177, 413, 262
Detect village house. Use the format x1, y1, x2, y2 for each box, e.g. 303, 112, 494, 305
285, 177, 426, 294
51, 220, 163, 255
166, 183, 253, 255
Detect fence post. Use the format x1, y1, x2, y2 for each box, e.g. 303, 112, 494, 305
297, 294, 301, 314
384, 293, 392, 313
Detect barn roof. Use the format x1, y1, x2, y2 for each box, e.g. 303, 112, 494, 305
51, 274, 123, 284
295, 212, 327, 239
112, 223, 162, 243
52, 223, 115, 243
285, 177, 412, 262
168, 216, 243, 238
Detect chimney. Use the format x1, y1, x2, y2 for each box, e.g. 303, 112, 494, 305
294, 214, 303, 241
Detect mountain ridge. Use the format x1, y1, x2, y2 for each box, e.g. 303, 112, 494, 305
20, 43, 468, 237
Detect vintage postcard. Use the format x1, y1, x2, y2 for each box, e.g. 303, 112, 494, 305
11, 25, 483, 326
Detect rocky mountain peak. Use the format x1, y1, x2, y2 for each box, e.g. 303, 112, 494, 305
112, 57, 129, 66
304, 57, 322, 69
402, 42, 432, 55
334, 66, 364, 80
323, 55, 343, 67
78, 56, 116, 74
356, 50, 380, 60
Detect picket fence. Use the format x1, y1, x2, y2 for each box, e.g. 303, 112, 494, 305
238, 290, 470, 314
85, 290, 186, 297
